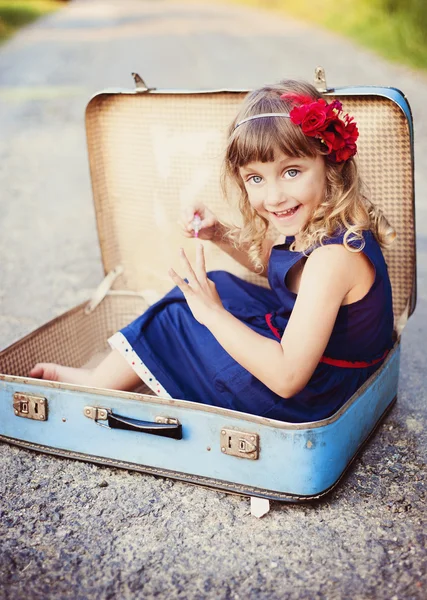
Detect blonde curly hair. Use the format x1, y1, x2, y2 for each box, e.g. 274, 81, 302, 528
222, 80, 396, 272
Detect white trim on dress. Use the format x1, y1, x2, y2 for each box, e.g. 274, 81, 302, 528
108, 331, 172, 398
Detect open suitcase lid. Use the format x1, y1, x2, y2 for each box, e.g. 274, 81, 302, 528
85, 73, 416, 334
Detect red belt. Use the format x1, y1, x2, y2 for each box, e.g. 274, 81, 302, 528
265, 313, 389, 369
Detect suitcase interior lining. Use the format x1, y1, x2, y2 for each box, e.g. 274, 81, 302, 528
0, 295, 146, 379
86, 92, 414, 328
0, 90, 414, 389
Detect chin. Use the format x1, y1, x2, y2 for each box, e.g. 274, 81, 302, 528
272, 221, 301, 237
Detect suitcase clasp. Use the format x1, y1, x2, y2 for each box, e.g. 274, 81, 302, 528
13, 393, 47, 421
220, 428, 259, 460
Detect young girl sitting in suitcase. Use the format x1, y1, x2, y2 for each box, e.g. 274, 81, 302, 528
30, 80, 395, 423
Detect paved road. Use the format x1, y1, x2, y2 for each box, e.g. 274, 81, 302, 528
0, 1, 426, 598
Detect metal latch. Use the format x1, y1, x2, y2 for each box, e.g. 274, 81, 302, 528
13, 392, 47, 421
83, 406, 109, 421
155, 416, 180, 425
220, 428, 259, 460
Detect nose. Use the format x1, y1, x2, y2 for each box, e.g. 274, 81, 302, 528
266, 181, 286, 209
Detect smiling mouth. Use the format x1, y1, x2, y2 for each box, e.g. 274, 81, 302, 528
272, 206, 300, 218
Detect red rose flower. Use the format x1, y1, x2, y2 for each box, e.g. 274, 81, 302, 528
333, 118, 359, 143
321, 127, 346, 152
290, 99, 328, 135
287, 104, 308, 126
301, 106, 327, 135
281, 94, 358, 163
330, 144, 356, 163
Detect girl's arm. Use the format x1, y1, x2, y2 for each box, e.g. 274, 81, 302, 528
212, 222, 283, 277
179, 204, 283, 277
170, 244, 357, 398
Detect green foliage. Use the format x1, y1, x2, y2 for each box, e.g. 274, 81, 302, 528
369, 0, 427, 55
0, 1, 60, 42
233, 0, 427, 70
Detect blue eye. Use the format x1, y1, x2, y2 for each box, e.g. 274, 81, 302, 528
249, 175, 263, 184
285, 169, 299, 179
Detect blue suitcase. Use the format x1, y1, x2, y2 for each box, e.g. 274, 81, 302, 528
0, 71, 416, 516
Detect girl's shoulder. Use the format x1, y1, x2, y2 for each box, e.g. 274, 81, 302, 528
307, 228, 388, 292
320, 227, 375, 248
306, 241, 363, 271
312, 228, 383, 262
306, 228, 379, 274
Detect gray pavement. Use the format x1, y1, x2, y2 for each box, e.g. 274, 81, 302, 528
0, 1, 426, 598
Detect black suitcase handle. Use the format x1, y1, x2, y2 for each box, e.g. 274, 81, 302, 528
107, 413, 182, 440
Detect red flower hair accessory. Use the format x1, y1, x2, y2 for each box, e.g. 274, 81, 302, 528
280, 93, 359, 163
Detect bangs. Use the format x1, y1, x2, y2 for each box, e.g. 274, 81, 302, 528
226, 115, 318, 171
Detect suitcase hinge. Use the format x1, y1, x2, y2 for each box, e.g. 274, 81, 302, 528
13, 392, 47, 421
84, 406, 110, 421
314, 66, 328, 93
220, 428, 259, 460
131, 73, 156, 93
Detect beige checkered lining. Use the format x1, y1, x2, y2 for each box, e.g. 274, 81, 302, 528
0, 91, 415, 378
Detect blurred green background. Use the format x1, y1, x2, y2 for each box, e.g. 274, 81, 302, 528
231, 0, 427, 70
0, 0, 62, 42
1, 0, 427, 71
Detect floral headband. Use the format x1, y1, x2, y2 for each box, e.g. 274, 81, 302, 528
234, 93, 359, 163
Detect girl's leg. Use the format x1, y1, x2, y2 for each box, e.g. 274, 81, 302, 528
29, 349, 142, 391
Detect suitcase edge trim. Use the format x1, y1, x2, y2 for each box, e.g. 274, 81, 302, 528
0, 340, 400, 431
0, 395, 396, 503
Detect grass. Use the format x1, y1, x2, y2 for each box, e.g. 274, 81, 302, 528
225, 0, 427, 71
0, 0, 63, 42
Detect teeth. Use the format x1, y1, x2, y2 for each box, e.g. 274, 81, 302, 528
275, 207, 297, 216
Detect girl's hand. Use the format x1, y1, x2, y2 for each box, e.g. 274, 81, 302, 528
178, 203, 220, 241
169, 244, 224, 326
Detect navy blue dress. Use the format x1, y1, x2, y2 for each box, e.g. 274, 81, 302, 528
115, 229, 394, 423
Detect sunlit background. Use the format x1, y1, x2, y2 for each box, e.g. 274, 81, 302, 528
2, 0, 427, 70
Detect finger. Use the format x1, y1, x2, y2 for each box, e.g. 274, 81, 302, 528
179, 248, 199, 288
179, 212, 196, 228
177, 219, 194, 237
168, 268, 194, 296
29, 364, 44, 378
200, 215, 215, 228
181, 216, 201, 234
195, 243, 207, 280
183, 205, 204, 222
178, 216, 194, 229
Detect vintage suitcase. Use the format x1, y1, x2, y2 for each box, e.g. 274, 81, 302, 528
0, 70, 416, 516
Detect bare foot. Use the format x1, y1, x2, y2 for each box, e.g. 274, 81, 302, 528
29, 363, 93, 386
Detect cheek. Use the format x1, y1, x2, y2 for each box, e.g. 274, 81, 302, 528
304, 178, 325, 206
245, 188, 264, 211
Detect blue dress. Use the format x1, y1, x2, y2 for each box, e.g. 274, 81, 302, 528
115, 229, 394, 423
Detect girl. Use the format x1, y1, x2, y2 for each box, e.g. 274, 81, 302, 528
30, 80, 395, 423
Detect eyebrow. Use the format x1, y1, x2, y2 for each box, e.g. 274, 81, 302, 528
240, 157, 303, 171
